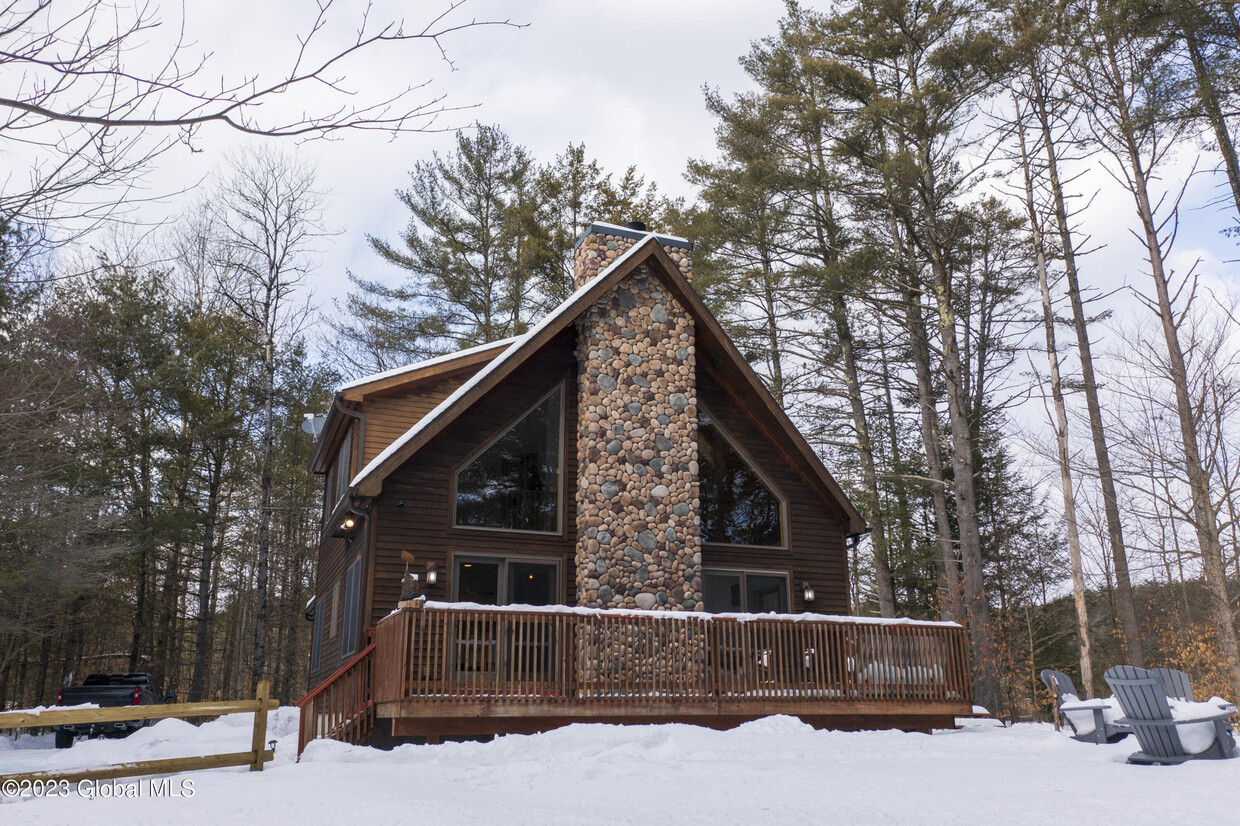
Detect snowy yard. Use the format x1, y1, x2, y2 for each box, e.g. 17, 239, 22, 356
3, 711, 1239, 825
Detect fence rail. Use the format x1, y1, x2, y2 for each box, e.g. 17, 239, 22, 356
0, 680, 277, 784
297, 641, 375, 757
372, 604, 972, 709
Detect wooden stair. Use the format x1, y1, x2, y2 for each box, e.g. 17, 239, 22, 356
297, 638, 376, 758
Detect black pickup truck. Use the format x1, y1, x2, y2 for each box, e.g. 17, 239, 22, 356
53, 673, 175, 749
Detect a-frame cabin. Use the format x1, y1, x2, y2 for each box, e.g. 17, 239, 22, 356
298, 222, 972, 750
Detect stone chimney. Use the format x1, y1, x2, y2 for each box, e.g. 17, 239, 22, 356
572, 221, 701, 611
573, 221, 693, 289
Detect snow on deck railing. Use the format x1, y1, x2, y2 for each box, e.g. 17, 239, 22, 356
372, 598, 974, 711
387, 600, 961, 628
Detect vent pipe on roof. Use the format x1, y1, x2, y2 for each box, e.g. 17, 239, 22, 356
623, 220, 647, 232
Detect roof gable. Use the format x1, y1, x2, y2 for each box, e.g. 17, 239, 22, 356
347, 236, 866, 536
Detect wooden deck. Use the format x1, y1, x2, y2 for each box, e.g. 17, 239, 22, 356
298, 603, 973, 754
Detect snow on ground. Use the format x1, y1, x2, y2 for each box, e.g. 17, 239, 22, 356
3, 711, 1239, 825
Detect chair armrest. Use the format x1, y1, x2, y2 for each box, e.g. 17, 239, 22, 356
1117, 708, 1238, 727
1060, 699, 1109, 712
1169, 708, 1237, 726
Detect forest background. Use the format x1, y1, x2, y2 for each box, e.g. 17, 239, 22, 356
3, 0, 1240, 720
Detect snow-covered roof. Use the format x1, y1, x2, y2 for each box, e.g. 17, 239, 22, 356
350, 235, 661, 489
338, 336, 519, 392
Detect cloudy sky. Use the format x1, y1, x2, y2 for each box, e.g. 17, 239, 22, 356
117, 0, 1236, 324
70, 0, 1236, 586
135, 0, 782, 308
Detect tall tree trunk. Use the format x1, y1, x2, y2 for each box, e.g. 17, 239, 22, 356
252, 333, 275, 693
1111, 83, 1240, 699
1030, 69, 1145, 666
1017, 117, 1094, 696
128, 418, 154, 672
1101, 34, 1240, 698
906, 137, 1001, 711
828, 289, 897, 617
190, 462, 224, 702
875, 319, 917, 602
892, 220, 960, 622
1180, 19, 1240, 219
922, 247, 1002, 715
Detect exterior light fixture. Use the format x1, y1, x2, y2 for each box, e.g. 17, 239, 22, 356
802, 581, 815, 603
426, 563, 438, 586
333, 513, 362, 538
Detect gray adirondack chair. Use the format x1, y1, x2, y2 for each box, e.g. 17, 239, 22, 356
1040, 668, 1130, 744
1151, 667, 1193, 701
1104, 665, 1238, 765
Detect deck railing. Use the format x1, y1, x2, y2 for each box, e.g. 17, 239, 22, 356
297, 640, 376, 756
371, 602, 972, 709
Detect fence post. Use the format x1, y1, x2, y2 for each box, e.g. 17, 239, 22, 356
250, 679, 271, 771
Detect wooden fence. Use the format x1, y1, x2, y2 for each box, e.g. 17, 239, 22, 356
0, 680, 277, 785
372, 604, 972, 708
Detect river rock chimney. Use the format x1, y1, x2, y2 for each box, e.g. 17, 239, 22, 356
571, 222, 700, 611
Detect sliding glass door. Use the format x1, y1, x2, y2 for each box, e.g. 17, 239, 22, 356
450, 555, 560, 687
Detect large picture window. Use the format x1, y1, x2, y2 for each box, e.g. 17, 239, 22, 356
455, 385, 563, 533
702, 568, 789, 614
698, 407, 784, 546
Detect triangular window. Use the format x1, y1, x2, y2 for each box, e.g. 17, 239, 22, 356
698, 407, 784, 546
455, 385, 562, 533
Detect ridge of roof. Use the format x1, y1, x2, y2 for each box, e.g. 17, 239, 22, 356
350, 234, 662, 489
338, 336, 519, 392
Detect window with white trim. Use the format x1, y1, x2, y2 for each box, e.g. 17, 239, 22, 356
323, 425, 353, 524
452, 555, 560, 606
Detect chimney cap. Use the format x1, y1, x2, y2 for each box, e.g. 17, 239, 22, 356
571, 221, 692, 252
623, 220, 647, 232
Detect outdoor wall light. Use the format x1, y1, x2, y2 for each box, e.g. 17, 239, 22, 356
802, 581, 815, 603
426, 563, 438, 586
333, 514, 359, 537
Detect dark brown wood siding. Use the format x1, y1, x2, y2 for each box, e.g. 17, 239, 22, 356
308, 320, 854, 690
695, 364, 851, 615
309, 366, 488, 686
308, 532, 365, 687
359, 369, 480, 466
366, 328, 580, 627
